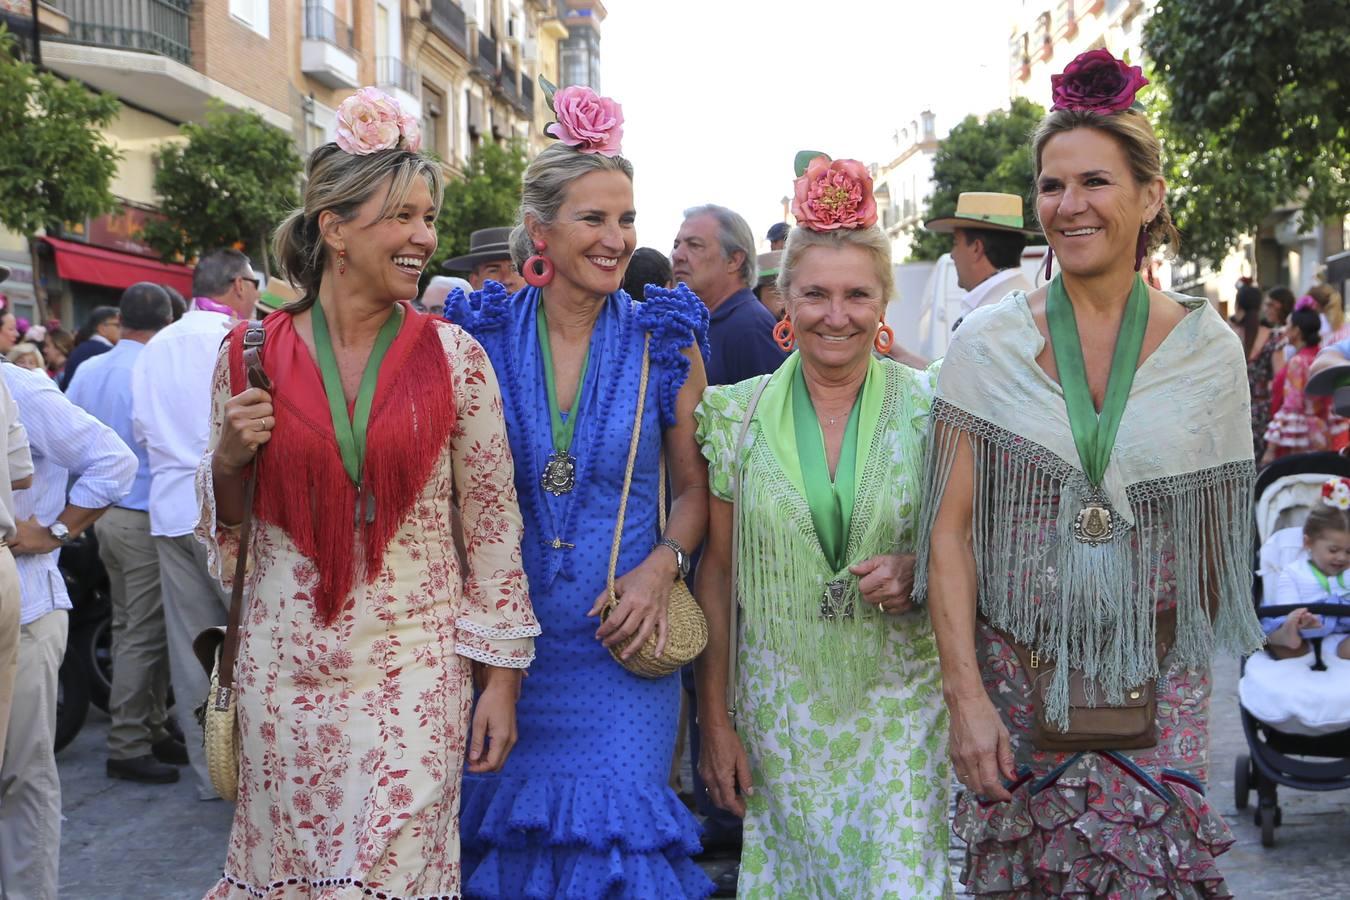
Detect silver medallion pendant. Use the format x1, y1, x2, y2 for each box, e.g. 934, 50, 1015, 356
540, 450, 577, 496
1073, 491, 1115, 545
819, 579, 856, 621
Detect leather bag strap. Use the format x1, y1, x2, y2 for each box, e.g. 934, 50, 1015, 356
607, 335, 652, 601
218, 322, 270, 691
726, 373, 772, 719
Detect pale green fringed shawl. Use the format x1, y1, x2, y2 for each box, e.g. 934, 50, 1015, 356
696, 353, 934, 706
913, 291, 1266, 729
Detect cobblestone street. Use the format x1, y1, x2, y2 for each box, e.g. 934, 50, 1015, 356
56, 653, 1349, 898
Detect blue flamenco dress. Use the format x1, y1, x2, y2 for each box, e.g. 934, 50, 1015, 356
445, 282, 713, 900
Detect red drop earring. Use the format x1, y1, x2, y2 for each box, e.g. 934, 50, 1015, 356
337, 249, 347, 276
1043, 247, 1053, 281
1134, 225, 1149, 272
523, 239, 554, 288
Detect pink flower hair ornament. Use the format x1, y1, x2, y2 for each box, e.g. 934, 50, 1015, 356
335, 87, 422, 155
790, 151, 878, 232
1296, 294, 1321, 313
539, 77, 624, 157
1050, 48, 1149, 114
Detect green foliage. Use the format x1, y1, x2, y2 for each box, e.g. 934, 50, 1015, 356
0, 27, 120, 235
141, 101, 302, 266
433, 140, 527, 272
1144, 0, 1350, 268
908, 98, 1046, 262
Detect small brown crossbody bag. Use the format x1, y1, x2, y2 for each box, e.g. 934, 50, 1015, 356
987, 608, 1177, 752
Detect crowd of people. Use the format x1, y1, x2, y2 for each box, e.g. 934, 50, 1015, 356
0, 46, 1332, 900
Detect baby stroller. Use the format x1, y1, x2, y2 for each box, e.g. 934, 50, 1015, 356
1235, 452, 1350, 846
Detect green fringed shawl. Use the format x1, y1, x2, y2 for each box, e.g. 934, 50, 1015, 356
912, 292, 1266, 729
698, 354, 932, 707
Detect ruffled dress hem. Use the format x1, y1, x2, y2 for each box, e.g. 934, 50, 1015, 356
459, 775, 713, 900
207, 871, 461, 899
953, 752, 1234, 899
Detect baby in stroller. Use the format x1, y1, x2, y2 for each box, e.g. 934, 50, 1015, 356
1239, 476, 1350, 736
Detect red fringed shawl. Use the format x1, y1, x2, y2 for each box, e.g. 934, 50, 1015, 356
227, 303, 457, 623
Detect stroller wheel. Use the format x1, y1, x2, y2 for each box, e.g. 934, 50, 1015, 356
1233, 755, 1250, 810
1260, 806, 1278, 847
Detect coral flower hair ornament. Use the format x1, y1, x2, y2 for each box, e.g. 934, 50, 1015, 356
334, 86, 422, 155
790, 151, 879, 232
538, 76, 624, 157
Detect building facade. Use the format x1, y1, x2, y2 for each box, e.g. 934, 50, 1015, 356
873, 111, 940, 265
1007, 0, 1155, 105
2, 0, 582, 326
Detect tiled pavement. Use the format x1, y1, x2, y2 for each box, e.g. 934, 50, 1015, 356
55, 652, 1348, 897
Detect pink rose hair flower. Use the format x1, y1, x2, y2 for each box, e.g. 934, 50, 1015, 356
335, 86, 422, 155
1051, 48, 1149, 114
791, 156, 878, 232
544, 85, 624, 157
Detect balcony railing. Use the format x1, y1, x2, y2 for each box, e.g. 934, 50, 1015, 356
429, 0, 468, 54
499, 62, 518, 101
49, 0, 192, 65
377, 56, 419, 97
476, 30, 497, 74
521, 77, 534, 115
304, 1, 354, 53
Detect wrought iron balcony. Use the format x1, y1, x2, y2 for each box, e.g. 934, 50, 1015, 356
499, 62, 518, 101
521, 77, 534, 117
48, 0, 191, 65
377, 56, 419, 97
476, 30, 497, 75
429, 0, 468, 54
303, 1, 354, 52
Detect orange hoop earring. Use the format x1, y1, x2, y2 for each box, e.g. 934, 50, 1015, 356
772, 318, 796, 352
874, 323, 894, 354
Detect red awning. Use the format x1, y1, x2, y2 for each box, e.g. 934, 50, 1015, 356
40, 236, 193, 297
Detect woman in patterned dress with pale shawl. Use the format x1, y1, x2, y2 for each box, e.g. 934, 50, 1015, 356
197, 88, 538, 899
915, 52, 1265, 897
693, 155, 951, 898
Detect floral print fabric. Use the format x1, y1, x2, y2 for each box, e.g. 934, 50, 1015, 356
196, 321, 538, 899
696, 361, 952, 898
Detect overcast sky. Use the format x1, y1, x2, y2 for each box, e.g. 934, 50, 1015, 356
601, 0, 1017, 254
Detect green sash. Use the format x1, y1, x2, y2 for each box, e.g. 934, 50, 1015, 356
791, 364, 862, 571
1308, 561, 1347, 596
536, 304, 591, 451
311, 300, 403, 487
1045, 274, 1149, 486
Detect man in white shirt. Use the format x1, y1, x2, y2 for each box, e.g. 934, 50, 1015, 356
924, 191, 1039, 333
0, 359, 136, 900
0, 271, 32, 767
131, 248, 259, 800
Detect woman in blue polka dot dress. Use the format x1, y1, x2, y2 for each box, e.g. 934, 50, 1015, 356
445, 84, 713, 900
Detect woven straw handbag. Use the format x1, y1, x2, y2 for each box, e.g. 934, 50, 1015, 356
604, 335, 707, 678
191, 322, 269, 803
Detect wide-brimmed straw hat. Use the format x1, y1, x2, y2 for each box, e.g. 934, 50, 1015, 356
756, 251, 783, 285
442, 227, 513, 272
924, 192, 1040, 236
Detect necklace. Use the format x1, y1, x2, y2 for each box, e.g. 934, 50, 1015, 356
1045, 273, 1149, 545
536, 304, 592, 496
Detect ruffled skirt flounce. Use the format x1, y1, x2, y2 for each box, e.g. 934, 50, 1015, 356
953, 753, 1234, 899
459, 774, 712, 900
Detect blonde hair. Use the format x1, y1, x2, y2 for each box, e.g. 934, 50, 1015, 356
1309, 283, 1345, 332
6, 343, 42, 369
273, 144, 443, 309
777, 225, 895, 304
1032, 108, 1180, 257
509, 143, 633, 268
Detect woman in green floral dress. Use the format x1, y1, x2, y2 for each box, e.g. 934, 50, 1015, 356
692, 155, 951, 899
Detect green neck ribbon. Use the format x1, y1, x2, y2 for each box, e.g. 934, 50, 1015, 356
1308, 560, 1347, 596
791, 364, 863, 572
536, 304, 592, 452
311, 300, 403, 486
1045, 273, 1150, 487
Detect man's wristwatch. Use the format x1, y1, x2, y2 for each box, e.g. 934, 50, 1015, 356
48, 522, 70, 545
657, 537, 691, 579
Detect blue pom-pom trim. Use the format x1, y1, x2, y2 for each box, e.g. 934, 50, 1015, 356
442, 278, 513, 334
636, 282, 711, 429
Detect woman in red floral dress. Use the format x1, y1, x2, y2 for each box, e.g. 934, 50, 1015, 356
1264, 303, 1345, 463
196, 87, 538, 899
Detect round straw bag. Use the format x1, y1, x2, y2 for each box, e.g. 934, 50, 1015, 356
604, 336, 707, 678
190, 322, 270, 802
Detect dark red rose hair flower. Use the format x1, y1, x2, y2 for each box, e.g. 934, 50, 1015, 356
1051, 48, 1149, 114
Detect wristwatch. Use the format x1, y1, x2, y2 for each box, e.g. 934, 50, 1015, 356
48, 522, 70, 545
657, 537, 691, 579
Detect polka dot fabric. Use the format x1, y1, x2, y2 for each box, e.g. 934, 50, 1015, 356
447, 284, 713, 899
